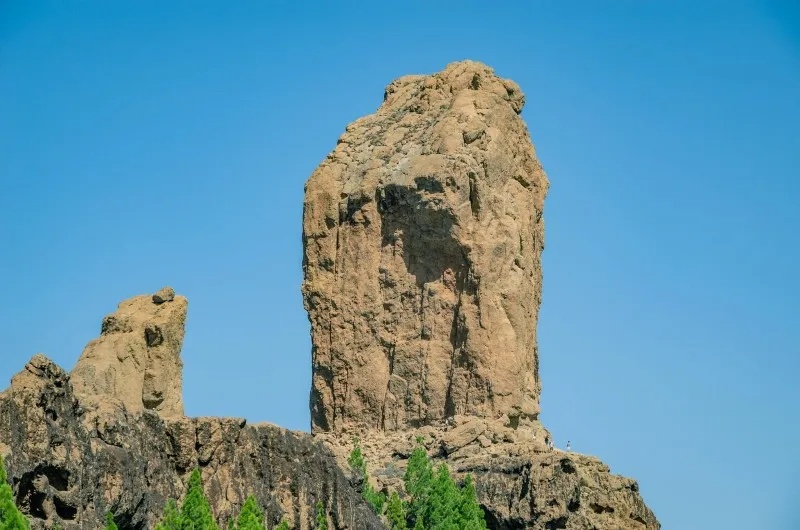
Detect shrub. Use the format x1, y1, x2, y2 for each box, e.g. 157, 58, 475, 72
0, 455, 29, 530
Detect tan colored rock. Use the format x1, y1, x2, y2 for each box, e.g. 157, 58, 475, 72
303, 60, 548, 435
307, 61, 660, 529
70, 287, 187, 419
441, 417, 486, 454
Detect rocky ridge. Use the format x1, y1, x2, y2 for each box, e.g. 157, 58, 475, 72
0, 290, 382, 530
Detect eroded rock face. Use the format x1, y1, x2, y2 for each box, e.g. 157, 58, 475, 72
0, 355, 383, 530
318, 425, 660, 530
303, 61, 548, 435
70, 287, 186, 419
305, 61, 660, 529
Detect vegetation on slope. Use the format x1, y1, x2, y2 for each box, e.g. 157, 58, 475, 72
349, 437, 487, 530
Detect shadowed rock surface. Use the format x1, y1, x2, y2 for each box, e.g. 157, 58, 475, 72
305, 61, 660, 530
0, 293, 384, 530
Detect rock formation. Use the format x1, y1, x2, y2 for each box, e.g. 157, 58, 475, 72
0, 290, 382, 530
71, 286, 186, 420
305, 61, 660, 529
303, 61, 547, 435
1, 62, 660, 530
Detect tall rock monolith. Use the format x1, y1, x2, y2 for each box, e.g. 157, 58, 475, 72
304, 61, 660, 530
303, 60, 548, 435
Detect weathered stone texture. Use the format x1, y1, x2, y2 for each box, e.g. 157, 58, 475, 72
306, 61, 660, 530
319, 423, 660, 530
303, 61, 549, 435
1, 62, 660, 530
0, 355, 383, 530
70, 287, 187, 420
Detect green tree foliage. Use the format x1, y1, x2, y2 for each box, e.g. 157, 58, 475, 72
314, 502, 327, 530
386, 491, 407, 530
155, 500, 182, 530
154, 469, 219, 530
273, 521, 290, 530
0, 455, 29, 530
426, 464, 461, 529
400, 438, 486, 530
231, 495, 264, 530
348, 439, 385, 514
104, 512, 119, 530
181, 469, 219, 530
457, 475, 486, 530
347, 438, 367, 478
404, 438, 433, 527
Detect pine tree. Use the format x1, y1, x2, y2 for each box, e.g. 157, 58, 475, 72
397, 438, 487, 529
347, 438, 367, 480
386, 491, 407, 530
0, 455, 29, 530
404, 438, 433, 528
155, 499, 182, 530
154, 469, 219, 530
104, 512, 119, 530
457, 475, 486, 530
180, 469, 219, 530
426, 464, 461, 530
232, 496, 264, 530
314, 501, 327, 530
348, 438, 385, 514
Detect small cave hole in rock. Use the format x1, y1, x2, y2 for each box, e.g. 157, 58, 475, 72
589, 502, 614, 514
53, 496, 77, 520
559, 458, 577, 474
544, 516, 568, 530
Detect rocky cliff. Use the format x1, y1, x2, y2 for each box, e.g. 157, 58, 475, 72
1, 61, 659, 530
0, 290, 382, 530
304, 61, 660, 529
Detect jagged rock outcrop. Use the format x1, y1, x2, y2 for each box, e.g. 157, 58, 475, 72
303, 61, 547, 435
0, 291, 384, 530
71, 287, 186, 420
305, 61, 660, 529
318, 422, 659, 530
2, 62, 660, 530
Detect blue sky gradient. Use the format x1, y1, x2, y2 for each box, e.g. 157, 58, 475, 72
2, 2, 798, 528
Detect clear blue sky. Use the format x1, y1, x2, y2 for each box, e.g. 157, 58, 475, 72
1, 1, 798, 528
